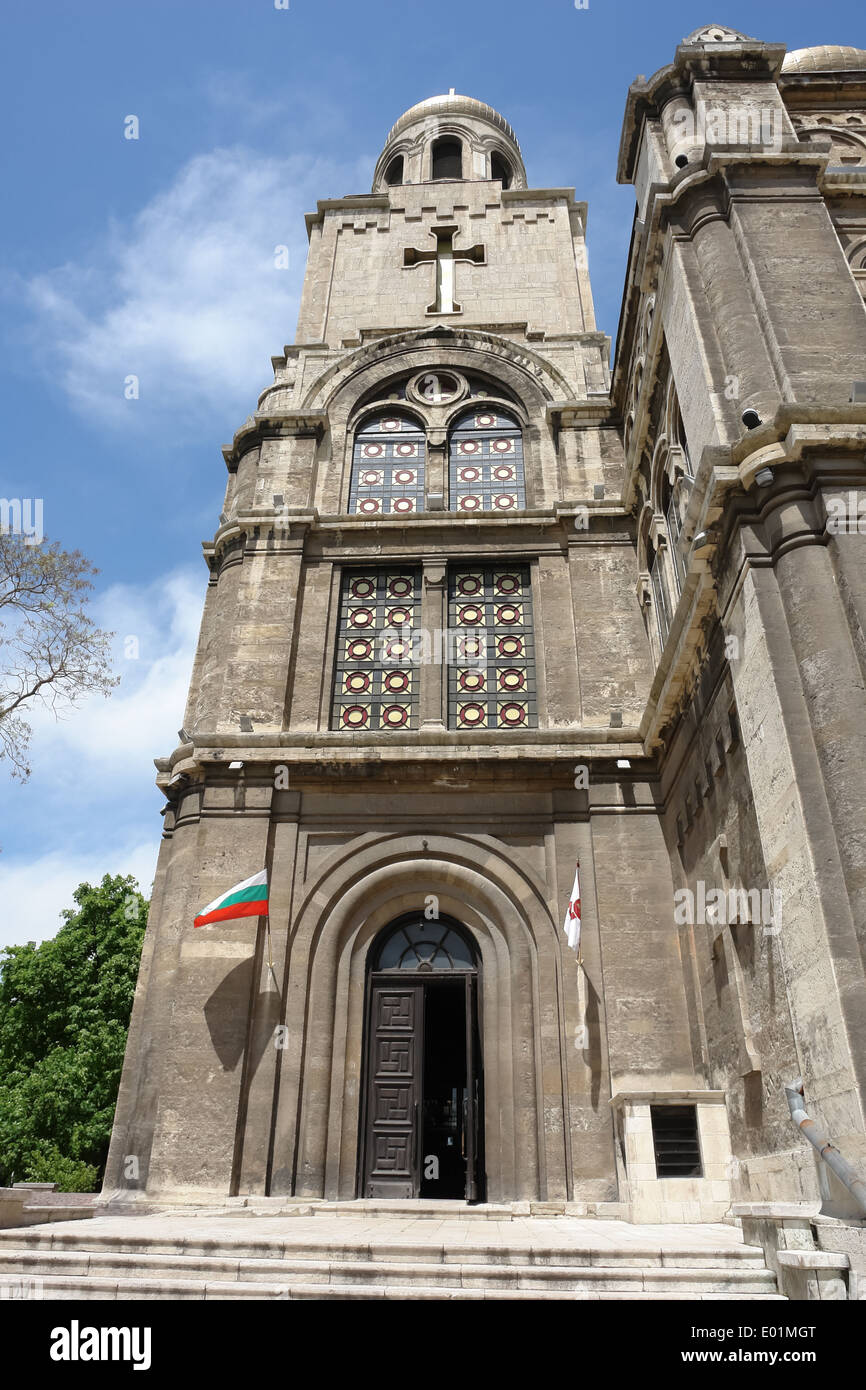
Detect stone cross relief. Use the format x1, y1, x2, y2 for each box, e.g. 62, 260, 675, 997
403, 225, 485, 314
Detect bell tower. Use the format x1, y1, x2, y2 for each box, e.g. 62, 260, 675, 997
104, 89, 713, 1214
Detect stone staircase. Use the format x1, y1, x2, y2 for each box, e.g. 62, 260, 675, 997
0, 1203, 784, 1300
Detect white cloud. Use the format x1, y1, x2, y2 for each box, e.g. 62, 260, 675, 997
0, 566, 203, 942
0, 839, 159, 950
26, 566, 203, 772
23, 145, 367, 431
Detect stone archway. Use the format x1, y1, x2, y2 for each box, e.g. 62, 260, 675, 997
359, 912, 483, 1201
267, 833, 567, 1203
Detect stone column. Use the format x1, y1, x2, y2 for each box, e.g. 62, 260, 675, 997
420, 559, 447, 729
723, 549, 866, 1176
425, 433, 447, 509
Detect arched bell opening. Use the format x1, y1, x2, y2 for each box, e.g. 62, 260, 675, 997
358, 912, 485, 1201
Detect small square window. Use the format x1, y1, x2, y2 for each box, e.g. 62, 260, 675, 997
650, 1104, 702, 1178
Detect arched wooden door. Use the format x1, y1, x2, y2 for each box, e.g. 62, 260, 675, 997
359, 914, 483, 1201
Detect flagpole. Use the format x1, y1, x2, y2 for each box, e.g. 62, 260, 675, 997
265, 913, 281, 994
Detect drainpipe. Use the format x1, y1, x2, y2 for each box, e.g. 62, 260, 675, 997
784, 1078, 866, 1216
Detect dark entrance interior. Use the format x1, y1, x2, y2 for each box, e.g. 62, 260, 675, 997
360, 914, 483, 1201
421, 983, 466, 1198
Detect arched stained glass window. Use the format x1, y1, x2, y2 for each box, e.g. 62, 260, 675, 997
374, 917, 475, 972
349, 415, 426, 516
449, 408, 525, 513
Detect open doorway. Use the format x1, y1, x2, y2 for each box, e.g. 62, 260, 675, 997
360, 914, 483, 1201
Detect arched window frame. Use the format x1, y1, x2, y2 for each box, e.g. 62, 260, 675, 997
665, 377, 693, 479
371, 913, 478, 974
647, 531, 672, 649
347, 409, 427, 517
447, 404, 526, 514
651, 438, 690, 600
490, 149, 512, 187
638, 499, 673, 663
431, 136, 463, 181
384, 153, 404, 186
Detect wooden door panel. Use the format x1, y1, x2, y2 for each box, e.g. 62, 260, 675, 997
364, 984, 420, 1197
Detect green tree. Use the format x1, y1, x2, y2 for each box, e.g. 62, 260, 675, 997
0, 874, 147, 1191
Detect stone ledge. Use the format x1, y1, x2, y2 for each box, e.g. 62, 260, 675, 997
777, 1250, 850, 1270
731, 1202, 820, 1220
611, 1089, 726, 1107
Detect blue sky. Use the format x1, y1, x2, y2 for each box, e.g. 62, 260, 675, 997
0, 0, 863, 945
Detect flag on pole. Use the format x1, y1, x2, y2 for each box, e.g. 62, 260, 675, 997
563, 861, 581, 955
194, 870, 268, 928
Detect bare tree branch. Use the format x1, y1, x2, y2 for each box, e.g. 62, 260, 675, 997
0, 532, 119, 781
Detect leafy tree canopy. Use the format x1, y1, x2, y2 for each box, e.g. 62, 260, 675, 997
0, 874, 147, 1191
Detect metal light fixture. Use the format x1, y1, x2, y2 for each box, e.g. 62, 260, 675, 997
754, 467, 774, 487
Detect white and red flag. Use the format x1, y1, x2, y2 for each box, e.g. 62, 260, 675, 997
194, 870, 268, 928
563, 861, 581, 956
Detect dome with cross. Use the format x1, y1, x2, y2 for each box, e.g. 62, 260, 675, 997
372, 91, 527, 193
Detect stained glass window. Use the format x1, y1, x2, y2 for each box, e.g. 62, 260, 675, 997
375, 918, 475, 972
449, 408, 525, 513
448, 565, 537, 731
349, 415, 426, 516
331, 569, 420, 732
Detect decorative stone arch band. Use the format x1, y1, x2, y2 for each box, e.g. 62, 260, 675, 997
302, 332, 568, 513
300, 328, 573, 414
267, 833, 573, 1203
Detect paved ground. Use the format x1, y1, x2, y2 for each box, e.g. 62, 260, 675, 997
5, 1211, 755, 1255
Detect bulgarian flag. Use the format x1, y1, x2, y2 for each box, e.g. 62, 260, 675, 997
563, 861, 581, 955
194, 870, 268, 928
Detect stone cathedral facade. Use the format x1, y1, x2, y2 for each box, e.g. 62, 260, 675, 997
105, 27, 866, 1221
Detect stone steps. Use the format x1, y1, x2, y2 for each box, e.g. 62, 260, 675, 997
1, 1233, 771, 1268
18, 1275, 785, 1301
0, 1212, 785, 1301
0, 1247, 779, 1295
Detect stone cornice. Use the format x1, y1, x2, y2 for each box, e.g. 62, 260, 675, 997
613, 148, 839, 422
779, 71, 866, 99
610, 1089, 727, 1108
546, 399, 617, 427
638, 413, 866, 749
730, 411, 866, 478
155, 731, 650, 791
501, 188, 587, 232
618, 39, 788, 183
202, 505, 634, 568
221, 411, 329, 470
304, 195, 390, 238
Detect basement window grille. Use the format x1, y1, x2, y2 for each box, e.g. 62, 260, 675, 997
650, 1104, 702, 1178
